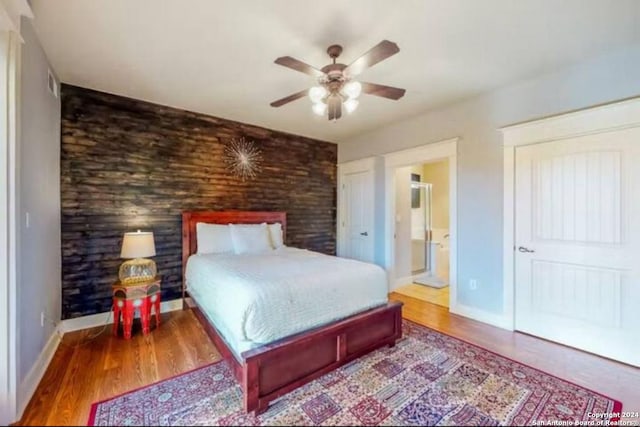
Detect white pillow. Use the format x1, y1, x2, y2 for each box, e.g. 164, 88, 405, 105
229, 223, 273, 254
268, 223, 284, 249
196, 223, 234, 254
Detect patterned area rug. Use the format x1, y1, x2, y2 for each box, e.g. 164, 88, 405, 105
89, 321, 621, 426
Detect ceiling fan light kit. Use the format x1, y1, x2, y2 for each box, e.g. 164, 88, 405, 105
309, 80, 362, 117
343, 81, 362, 99
271, 40, 406, 121
308, 86, 327, 103
312, 101, 327, 116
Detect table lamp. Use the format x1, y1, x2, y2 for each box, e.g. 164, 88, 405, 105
119, 230, 157, 285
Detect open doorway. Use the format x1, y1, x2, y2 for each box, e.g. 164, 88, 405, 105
394, 159, 450, 307
383, 138, 457, 311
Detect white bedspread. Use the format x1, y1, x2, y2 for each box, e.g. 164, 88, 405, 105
186, 247, 388, 357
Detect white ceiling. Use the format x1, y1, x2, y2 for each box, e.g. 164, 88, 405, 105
31, 0, 640, 143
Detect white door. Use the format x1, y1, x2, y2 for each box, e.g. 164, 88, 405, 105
515, 127, 640, 366
340, 168, 374, 263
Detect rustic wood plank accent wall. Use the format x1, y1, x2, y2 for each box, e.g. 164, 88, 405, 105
61, 85, 337, 319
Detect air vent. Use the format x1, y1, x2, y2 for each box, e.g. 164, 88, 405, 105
47, 69, 58, 98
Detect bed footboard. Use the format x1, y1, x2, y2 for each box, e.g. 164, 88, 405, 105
240, 301, 403, 414
191, 300, 402, 414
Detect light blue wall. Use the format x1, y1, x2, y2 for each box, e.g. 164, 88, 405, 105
18, 17, 61, 392
339, 45, 640, 315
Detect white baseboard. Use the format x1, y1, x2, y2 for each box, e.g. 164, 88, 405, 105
59, 298, 183, 333
450, 302, 514, 331
15, 298, 183, 422
17, 328, 62, 419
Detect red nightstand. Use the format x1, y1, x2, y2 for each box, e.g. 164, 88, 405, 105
112, 276, 161, 339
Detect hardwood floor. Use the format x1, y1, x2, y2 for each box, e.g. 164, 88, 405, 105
17, 295, 640, 425
394, 283, 449, 307
17, 309, 221, 426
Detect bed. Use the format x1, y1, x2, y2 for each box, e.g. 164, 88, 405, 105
182, 211, 403, 414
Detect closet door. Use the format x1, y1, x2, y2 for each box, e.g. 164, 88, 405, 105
338, 158, 375, 263
514, 127, 640, 366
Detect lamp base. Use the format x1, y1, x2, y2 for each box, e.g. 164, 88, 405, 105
119, 258, 157, 285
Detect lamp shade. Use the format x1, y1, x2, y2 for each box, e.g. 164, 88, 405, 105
120, 231, 156, 259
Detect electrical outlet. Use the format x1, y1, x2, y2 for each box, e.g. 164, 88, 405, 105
40, 311, 45, 327
469, 279, 478, 290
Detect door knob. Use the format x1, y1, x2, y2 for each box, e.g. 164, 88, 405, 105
518, 246, 535, 253
360, 231, 368, 236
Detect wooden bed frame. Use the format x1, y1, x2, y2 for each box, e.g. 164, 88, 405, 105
181, 211, 403, 414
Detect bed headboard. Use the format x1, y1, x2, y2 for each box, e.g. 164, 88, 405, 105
181, 211, 287, 300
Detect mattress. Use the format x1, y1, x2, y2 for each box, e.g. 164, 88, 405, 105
185, 247, 389, 358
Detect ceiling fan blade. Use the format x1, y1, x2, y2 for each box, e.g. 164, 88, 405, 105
274, 56, 325, 78
327, 95, 342, 121
270, 89, 309, 107
345, 40, 400, 77
361, 82, 406, 100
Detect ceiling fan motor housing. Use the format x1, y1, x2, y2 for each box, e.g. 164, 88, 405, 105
321, 44, 350, 98
327, 44, 343, 59
320, 63, 348, 99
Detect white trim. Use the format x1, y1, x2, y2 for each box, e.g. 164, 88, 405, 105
16, 329, 61, 419
502, 146, 516, 330
448, 154, 458, 310
8, 28, 20, 421
59, 298, 183, 333
336, 156, 376, 261
59, 310, 115, 334
500, 96, 640, 334
337, 156, 377, 171
383, 138, 458, 310
382, 138, 458, 165
14, 298, 183, 421
0, 30, 13, 424
0, 29, 20, 425
500, 96, 640, 147
450, 302, 514, 330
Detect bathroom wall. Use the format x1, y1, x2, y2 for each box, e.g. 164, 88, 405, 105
422, 159, 449, 243
394, 166, 412, 280
396, 163, 435, 278
410, 164, 425, 272
410, 164, 426, 240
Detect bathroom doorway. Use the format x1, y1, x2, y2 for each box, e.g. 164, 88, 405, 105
393, 158, 451, 308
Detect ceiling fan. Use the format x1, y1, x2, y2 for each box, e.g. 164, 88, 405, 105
270, 40, 406, 121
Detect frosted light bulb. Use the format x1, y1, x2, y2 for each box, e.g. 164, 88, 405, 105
312, 102, 327, 116
308, 86, 327, 103
344, 98, 359, 113
343, 81, 362, 99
